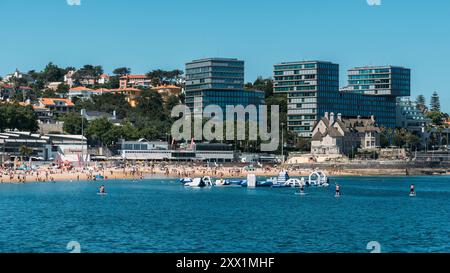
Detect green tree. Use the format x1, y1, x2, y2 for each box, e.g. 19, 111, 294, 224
427, 111, 444, 126
113, 67, 131, 76
430, 91, 441, 112
86, 117, 113, 145
247, 77, 274, 98
165, 94, 180, 113
416, 94, 427, 112
62, 112, 87, 134
0, 104, 38, 132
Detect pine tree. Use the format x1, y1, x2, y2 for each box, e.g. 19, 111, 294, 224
430, 91, 441, 112
416, 95, 426, 112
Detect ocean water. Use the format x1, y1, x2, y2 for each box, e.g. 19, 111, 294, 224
0, 176, 449, 253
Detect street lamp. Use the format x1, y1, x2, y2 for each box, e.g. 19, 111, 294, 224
281, 122, 285, 163
81, 109, 85, 167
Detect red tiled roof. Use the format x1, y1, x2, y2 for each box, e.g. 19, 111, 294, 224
18, 86, 32, 90
120, 75, 148, 80
69, 86, 93, 92
155, 84, 180, 90
40, 98, 75, 107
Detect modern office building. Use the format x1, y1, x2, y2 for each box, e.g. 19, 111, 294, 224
274, 61, 410, 137
274, 61, 339, 137
185, 58, 265, 116
346, 66, 411, 96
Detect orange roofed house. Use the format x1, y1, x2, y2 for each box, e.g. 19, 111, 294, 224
37, 98, 75, 115
119, 75, 152, 89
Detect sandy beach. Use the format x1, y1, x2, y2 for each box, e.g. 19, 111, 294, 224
1, 161, 449, 184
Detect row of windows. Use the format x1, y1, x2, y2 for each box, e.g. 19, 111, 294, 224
274, 63, 317, 70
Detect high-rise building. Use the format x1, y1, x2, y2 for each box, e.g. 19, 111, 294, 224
346, 66, 411, 96
274, 62, 410, 137
273, 61, 339, 137
185, 58, 264, 116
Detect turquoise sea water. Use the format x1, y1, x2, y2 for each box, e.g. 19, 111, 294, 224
0, 176, 449, 253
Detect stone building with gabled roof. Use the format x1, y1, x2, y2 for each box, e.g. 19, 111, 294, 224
311, 112, 380, 155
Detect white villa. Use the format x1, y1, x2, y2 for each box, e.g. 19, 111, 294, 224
311, 112, 380, 155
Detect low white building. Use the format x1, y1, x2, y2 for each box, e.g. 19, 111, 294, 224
119, 140, 235, 162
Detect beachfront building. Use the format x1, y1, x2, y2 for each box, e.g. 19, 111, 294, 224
119, 75, 152, 89
46, 134, 88, 162
0, 132, 51, 162
0, 131, 89, 163
273, 61, 410, 137
185, 58, 265, 116
311, 112, 380, 155
118, 139, 235, 162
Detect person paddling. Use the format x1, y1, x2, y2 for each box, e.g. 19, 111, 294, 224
335, 184, 341, 197
99, 185, 106, 194
410, 184, 416, 196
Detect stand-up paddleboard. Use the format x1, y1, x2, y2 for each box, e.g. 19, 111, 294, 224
335, 193, 341, 198
97, 192, 108, 196
409, 192, 416, 197
295, 192, 308, 196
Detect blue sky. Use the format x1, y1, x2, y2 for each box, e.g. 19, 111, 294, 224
0, 0, 449, 110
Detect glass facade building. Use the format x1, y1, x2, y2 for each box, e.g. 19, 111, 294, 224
347, 66, 411, 96
185, 58, 265, 116
274, 61, 410, 137
274, 61, 339, 137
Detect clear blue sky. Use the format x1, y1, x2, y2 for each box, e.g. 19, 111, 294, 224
0, 0, 449, 110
